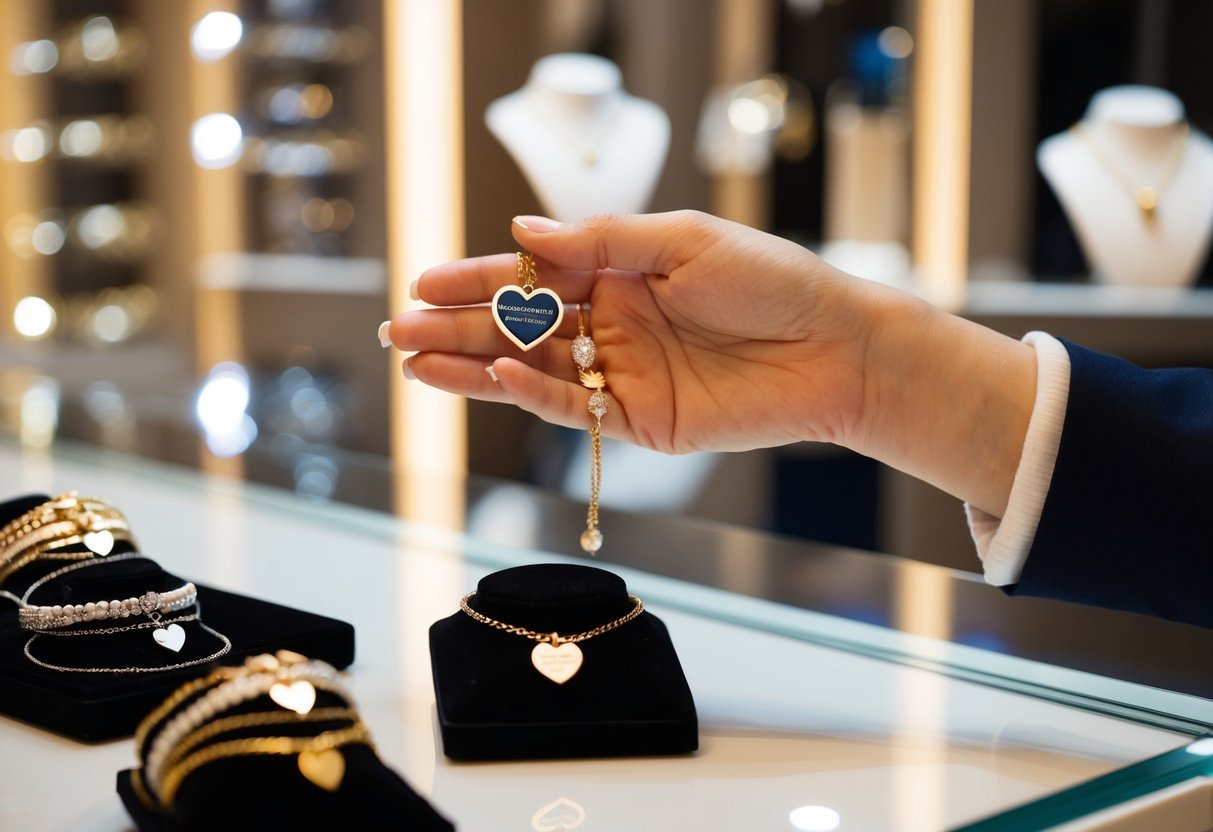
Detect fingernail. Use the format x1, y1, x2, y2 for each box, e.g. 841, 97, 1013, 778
513, 215, 561, 233
378, 321, 392, 348
402, 359, 416, 380
408, 279, 420, 301
484, 364, 498, 383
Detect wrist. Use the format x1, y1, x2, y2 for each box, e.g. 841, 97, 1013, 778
850, 287, 1037, 515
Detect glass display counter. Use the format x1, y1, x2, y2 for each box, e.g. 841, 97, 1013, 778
1, 439, 1211, 831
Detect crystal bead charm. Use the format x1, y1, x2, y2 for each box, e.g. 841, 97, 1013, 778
571, 334, 596, 368
588, 391, 609, 419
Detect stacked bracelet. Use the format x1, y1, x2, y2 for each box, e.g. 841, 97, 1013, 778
17, 581, 197, 630
141, 653, 352, 802
0, 492, 135, 584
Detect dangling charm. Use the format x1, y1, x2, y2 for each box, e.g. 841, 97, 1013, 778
573, 305, 607, 555
491, 252, 565, 351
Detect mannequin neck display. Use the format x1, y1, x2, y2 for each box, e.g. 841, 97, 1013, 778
486, 53, 670, 222
1038, 85, 1213, 287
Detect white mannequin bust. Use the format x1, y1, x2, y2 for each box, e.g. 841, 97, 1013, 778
486, 53, 670, 223
1037, 85, 1213, 287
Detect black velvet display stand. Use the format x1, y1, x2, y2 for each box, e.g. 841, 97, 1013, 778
430, 563, 699, 760
116, 686, 455, 831
0, 494, 354, 742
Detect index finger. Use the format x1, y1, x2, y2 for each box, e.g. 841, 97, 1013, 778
415, 253, 598, 307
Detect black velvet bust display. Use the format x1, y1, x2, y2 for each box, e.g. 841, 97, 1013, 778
430, 563, 698, 760
117, 682, 454, 831
0, 494, 355, 742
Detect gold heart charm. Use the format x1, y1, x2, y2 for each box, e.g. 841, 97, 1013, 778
269, 680, 316, 715
82, 530, 115, 556
152, 623, 186, 652
531, 641, 583, 684
298, 748, 345, 792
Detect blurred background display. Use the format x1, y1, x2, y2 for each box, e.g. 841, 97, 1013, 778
3, 0, 1213, 571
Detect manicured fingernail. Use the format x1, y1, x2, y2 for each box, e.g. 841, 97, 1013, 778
484, 364, 498, 383
408, 279, 420, 301
378, 321, 392, 348
402, 359, 416, 380
513, 215, 561, 233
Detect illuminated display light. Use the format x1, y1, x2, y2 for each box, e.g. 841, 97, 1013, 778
13, 296, 57, 339
192, 12, 243, 62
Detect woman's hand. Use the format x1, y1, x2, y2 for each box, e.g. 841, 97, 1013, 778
385, 209, 1036, 516
387, 210, 876, 454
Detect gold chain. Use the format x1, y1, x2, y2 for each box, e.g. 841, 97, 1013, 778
459, 592, 644, 644
1070, 121, 1191, 220
572, 305, 608, 555
517, 250, 537, 293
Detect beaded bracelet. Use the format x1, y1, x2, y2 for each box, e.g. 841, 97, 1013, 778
22, 610, 233, 673
18, 582, 197, 631
142, 657, 351, 798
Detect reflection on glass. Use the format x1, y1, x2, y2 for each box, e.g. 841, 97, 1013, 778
788, 804, 841, 832
531, 797, 586, 831
196, 362, 257, 457
20, 377, 60, 450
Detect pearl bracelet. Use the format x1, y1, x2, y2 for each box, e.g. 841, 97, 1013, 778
142, 656, 351, 799
17, 581, 197, 631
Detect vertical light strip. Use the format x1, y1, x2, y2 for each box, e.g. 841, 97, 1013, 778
384, 0, 467, 526
709, 0, 775, 228
188, 0, 245, 479
0, 1, 50, 338
383, 1, 467, 796
912, 0, 974, 311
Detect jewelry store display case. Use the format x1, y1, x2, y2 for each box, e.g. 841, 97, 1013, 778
3, 438, 1213, 831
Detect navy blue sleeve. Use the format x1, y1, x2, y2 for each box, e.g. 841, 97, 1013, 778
1009, 339, 1213, 629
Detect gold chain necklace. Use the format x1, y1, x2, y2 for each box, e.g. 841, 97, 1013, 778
459, 592, 644, 684
1070, 121, 1191, 221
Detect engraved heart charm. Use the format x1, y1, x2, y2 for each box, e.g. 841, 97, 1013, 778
153, 623, 186, 652
270, 679, 317, 714
298, 748, 345, 792
83, 530, 115, 556
531, 641, 583, 684
491, 286, 565, 352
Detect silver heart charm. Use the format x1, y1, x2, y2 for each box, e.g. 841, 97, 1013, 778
153, 623, 186, 652
270, 679, 317, 714
531, 641, 583, 684
83, 530, 115, 556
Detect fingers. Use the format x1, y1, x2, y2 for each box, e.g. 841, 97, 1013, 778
387, 308, 582, 380
405, 354, 516, 404
414, 253, 598, 307
511, 210, 729, 276
491, 357, 632, 439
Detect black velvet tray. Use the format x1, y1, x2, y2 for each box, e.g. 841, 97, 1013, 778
430, 563, 698, 761
116, 678, 453, 830
0, 582, 355, 741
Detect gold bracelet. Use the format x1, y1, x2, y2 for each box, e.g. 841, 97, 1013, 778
154, 707, 358, 791
134, 651, 314, 756
459, 591, 644, 685
0, 492, 135, 584
158, 722, 374, 809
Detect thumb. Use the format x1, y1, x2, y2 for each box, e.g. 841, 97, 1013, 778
511, 210, 726, 276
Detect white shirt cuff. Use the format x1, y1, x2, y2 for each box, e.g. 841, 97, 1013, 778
965, 331, 1071, 586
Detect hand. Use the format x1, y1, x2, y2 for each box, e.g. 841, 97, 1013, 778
388, 211, 877, 454
385, 210, 1036, 516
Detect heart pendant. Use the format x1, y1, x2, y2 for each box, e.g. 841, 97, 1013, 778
531, 641, 583, 684
153, 623, 186, 652
83, 530, 115, 556
491, 286, 564, 352
298, 748, 345, 792
270, 679, 317, 715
